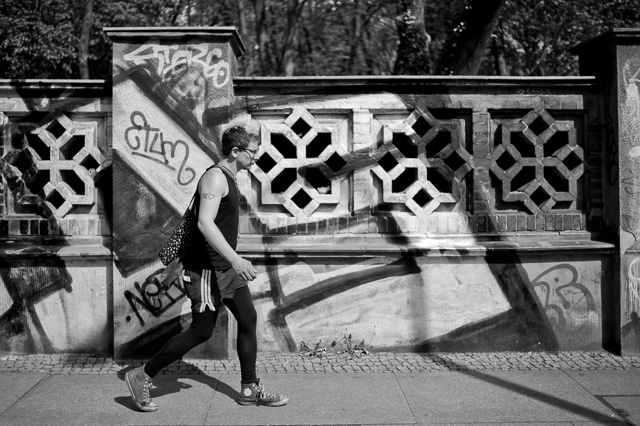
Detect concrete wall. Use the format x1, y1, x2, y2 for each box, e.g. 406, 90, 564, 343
106, 28, 245, 358
3, 27, 638, 358
0, 81, 112, 354
248, 252, 609, 353
574, 29, 640, 355
231, 78, 613, 354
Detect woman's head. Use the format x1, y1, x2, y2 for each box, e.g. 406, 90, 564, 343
221, 126, 255, 156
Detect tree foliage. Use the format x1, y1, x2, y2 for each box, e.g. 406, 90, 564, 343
1, 0, 640, 80
479, 0, 640, 76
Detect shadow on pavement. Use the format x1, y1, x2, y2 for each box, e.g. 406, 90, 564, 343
429, 355, 628, 425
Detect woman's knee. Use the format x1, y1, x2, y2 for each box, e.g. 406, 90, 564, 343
190, 322, 215, 342
189, 309, 216, 342
237, 306, 257, 332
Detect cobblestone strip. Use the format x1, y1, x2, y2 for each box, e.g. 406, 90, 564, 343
1, 352, 639, 375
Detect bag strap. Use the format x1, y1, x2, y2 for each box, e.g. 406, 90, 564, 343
158, 255, 186, 292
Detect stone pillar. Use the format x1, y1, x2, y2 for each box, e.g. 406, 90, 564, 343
104, 27, 244, 359
573, 29, 640, 355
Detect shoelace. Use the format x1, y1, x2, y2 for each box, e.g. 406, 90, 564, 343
255, 383, 279, 400
142, 379, 152, 401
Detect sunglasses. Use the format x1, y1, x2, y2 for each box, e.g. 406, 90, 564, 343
239, 147, 259, 157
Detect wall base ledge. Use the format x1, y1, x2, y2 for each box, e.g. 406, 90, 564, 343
237, 233, 614, 258
0, 237, 112, 260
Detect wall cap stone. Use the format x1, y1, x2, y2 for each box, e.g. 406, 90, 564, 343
0, 80, 108, 92
104, 26, 245, 57
235, 75, 602, 91
571, 28, 640, 54
0, 238, 111, 259
237, 234, 614, 258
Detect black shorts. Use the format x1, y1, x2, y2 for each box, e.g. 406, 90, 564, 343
182, 268, 247, 313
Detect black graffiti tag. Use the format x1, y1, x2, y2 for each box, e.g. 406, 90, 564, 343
124, 272, 186, 326
124, 111, 196, 186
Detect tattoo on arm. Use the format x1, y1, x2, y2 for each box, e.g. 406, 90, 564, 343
202, 193, 216, 200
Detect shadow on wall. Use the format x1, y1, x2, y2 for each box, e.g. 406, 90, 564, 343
112, 62, 226, 277
391, 205, 560, 353
114, 83, 605, 357
241, 90, 602, 353
0, 248, 73, 353
0, 84, 115, 354
255, 210, 563, 354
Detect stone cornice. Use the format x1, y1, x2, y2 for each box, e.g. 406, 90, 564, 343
104, 26, 245, 58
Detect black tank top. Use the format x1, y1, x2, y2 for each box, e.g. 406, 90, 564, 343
190, 165, 239, 271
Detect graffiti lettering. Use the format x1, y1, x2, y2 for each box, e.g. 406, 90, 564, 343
627, 258, 640, 313
123, 43, 230, 88
124, 111, 196, 185
531, 264, 597, 332
125, 274, 186, 326
517, 88, 552, 96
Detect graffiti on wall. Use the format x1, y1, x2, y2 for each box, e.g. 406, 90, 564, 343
124, 268, 186, 326
113, 102, 603, 357
124, 111, 195, 186
238, 256, 600, 353
111, 36, 238, 273
109, 33, 606, 358
531, 264, 597, 335
620, 58, 640, 253
123, 43, 230, 89
627, 257, 640, 325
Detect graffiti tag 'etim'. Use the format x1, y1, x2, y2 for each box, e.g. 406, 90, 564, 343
122, 43, 230, 88
124, 111, 196, 185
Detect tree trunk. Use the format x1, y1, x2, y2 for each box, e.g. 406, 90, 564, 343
346, 0, 363, 74
278, 0, 307, 76
250, 0, 271, 75
438, 0, 505, 75
236, 0, 255, 75
492, 20, 508, 76
393, 0, 431, 75
76, 0, 93, 79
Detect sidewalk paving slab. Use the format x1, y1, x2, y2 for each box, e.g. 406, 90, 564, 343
601, 396, 640, 426
2, 351, 640, 426
0, 373, 46, 415
204, 373, 417, 425
565, 370, 640, 395
0, 373, 220, 426
414, 423, 624, 426
394, 371, 625, 425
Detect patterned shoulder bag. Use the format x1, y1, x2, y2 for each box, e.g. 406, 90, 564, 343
158, 190, 199, 267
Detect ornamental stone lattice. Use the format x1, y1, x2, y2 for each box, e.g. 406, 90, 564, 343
251, 107, 350, 217
248, 106, 474, 224
245, 102, 587, 234
1, 113, 106, 218
371, 108, 472, 216
489, 108, 584, 214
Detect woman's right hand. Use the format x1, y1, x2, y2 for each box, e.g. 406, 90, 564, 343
232, 256, 258, 281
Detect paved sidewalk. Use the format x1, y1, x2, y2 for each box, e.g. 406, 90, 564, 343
1, 351, 640, 425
